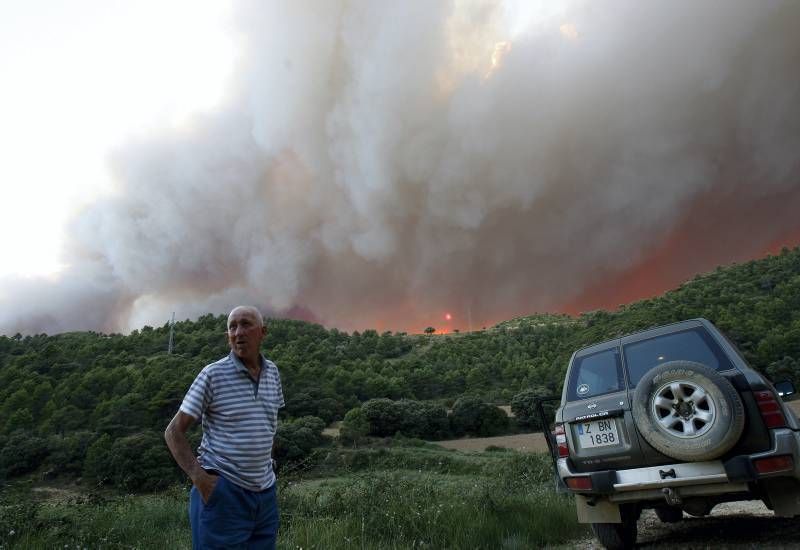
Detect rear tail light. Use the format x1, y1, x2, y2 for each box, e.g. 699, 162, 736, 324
755, 390, 787, 429
565, 476, 593, 491
754, 455, 794, 475
554, 423, 569, 458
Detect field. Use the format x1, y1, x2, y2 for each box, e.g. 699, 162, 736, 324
431, 399, 800, 454
433, 433, 549, 453
0, 443, 587, 549
5, 402, 796, 548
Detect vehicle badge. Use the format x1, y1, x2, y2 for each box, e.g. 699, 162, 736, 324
587, 402, 598, 409
577, 384, 590, 395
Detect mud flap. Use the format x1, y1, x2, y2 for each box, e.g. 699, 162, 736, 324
575, 494, 622, 523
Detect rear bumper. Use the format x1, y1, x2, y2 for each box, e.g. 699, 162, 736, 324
558, 428, 800, 503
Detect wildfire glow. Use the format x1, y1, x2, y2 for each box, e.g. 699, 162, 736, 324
486, 40, 512, 79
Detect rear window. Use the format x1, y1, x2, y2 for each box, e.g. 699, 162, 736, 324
623, 327, 734, 387
567, 348, 625, 401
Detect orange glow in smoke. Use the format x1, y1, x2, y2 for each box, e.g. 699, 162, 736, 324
485, 40, 512, 79
445, 313, 452, 321
560, 184, 800, 316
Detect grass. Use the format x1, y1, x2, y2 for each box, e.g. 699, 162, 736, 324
0, 446, 587, 549
0, 487, 189, 549
281, 471, 583, 549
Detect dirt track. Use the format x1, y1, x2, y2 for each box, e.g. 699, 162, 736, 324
574, 500, 800, 549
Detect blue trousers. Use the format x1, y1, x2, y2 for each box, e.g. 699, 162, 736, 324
189, 475, 279, 549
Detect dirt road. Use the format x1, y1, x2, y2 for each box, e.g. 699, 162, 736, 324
573, 500, 800, 549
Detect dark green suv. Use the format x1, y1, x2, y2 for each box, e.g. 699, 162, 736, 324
554, 318, 800, 549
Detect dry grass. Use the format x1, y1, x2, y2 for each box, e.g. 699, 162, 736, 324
434, 398, 800, 453
498, 405, 515, 417
433, 432, 550, 453
322, 421, 342, 437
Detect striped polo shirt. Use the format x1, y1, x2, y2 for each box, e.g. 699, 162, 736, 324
180, 351, 284, 491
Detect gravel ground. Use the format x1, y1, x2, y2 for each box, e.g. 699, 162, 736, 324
571, 500, 800, 549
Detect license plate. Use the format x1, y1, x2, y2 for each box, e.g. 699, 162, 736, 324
575, 418, 620, 448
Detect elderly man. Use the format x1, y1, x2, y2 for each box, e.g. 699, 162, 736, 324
165, 306, 284, 549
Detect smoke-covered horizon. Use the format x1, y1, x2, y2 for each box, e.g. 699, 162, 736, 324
2, 0, 799, 336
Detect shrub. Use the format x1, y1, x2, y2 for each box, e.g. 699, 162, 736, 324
450, 396, 509, 437
360, 399, 451, 439
45, 431, 95, 476
284, 393, 345, 424
766, 356, 800, 389
361, 399, 403, 437
0, 431, 49, 477
510, 387, 558, 431
402, 401, 450, 439
274, 416, 326, 462
83, 433, 114, 484
83, 431, 180, 491
339, 407, 369, 445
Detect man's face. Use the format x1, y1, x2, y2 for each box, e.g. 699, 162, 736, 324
227, 308, 266, 361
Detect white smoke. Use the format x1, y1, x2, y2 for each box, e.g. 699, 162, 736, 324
2, 0, 799, 335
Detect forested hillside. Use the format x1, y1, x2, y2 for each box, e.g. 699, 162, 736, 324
1, 246, 799, 489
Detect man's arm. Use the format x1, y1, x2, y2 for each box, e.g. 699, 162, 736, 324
164, 411, 218, 502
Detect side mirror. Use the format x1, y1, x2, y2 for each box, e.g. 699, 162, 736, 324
775, 380, 795, 398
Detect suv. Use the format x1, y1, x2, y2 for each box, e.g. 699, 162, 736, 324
550, 318, 800, 549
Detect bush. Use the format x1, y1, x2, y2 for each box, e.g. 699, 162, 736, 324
83, 433, 114, 484
511, 387, 558, 431
360, 399, 451, 439
284, 393, 345, 424
361, 399, 404, 437
46, 431, 95, 476
274, 416, 326, 462
0, 431, 49, 477
401, 401, 450, 439
83, 431, 180, 491
766, 356, 800, 389
450, 396, 509, 437
339, 407, 369, 445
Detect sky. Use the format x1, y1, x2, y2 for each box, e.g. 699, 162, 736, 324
0, 0, 237, 276
0, 0, 798, 336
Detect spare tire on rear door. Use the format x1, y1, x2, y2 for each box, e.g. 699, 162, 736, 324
632, 361, 744, 462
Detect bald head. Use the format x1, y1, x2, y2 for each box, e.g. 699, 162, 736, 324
227, 306, 266, 366
227, 305, 264, 328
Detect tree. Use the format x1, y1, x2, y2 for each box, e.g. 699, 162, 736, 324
274, 416, 326, 462
108, 432, 180, 491
511, 386, 557, 431
83, 434, 114, 485
361, 399, 404, 437
766, 356, 800, 388
450, 396, 509, 437
339, 407, 369, 446
46, 431, 95, 475
0, 431, 49, 477
424, 327, 436, 335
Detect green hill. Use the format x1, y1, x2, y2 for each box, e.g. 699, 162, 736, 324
1, 246, 799, 488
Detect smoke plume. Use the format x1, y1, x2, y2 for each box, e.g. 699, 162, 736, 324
2, 0, 799, 335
